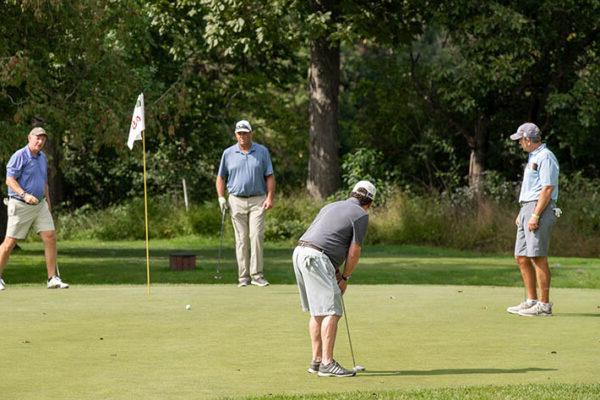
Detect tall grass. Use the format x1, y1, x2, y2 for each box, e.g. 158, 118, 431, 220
367, 192, 515, 252
53, 182, 600, 257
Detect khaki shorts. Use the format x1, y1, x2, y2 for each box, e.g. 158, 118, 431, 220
293, 246, 342, 317
6, 198, 55, 239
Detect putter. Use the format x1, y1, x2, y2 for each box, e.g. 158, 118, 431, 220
214, 207, 227, 280
340, 295, 365, 373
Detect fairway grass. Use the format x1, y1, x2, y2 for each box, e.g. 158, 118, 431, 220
2, 284, 599, 399
4, 238, 600, 288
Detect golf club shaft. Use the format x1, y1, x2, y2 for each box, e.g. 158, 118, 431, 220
216, 208, 226, 276
340, 294, 357, 368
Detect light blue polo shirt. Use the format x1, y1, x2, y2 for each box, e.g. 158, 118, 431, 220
518, 144, 559, 203
6, 146, 48, 200
218, 142, 274, 197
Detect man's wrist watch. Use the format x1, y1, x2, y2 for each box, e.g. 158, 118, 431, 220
341, 274, 351, 281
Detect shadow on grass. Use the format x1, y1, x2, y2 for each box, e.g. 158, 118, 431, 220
558, 313, 600, 317
361, 367, 557, 377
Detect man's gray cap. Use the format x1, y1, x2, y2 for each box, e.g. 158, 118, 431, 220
510, 122, 540, 140
29, 127, 47, 136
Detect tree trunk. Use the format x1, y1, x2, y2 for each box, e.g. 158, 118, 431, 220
47, 139, 63, 207
306, 0, 341, 199
467, 119, 488, 196
0, 198, 6, 241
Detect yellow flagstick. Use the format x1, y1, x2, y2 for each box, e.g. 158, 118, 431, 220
142, 130, 151, 295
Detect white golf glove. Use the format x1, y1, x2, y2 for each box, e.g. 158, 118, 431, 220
218, 197, 228, 213
553, 207, 562, 218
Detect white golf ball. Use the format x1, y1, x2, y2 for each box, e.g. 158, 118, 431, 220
185, 304, 191, 310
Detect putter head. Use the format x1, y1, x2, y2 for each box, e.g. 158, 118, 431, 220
353, 365, 365, 372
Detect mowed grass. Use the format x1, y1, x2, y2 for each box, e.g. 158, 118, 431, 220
2, 237, 600, 288
1, 285, 599, 400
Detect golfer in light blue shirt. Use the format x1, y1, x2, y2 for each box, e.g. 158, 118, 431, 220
216, 120, 275, 287
507, 122, 559, 317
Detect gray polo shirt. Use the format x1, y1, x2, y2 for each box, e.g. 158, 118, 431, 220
299, 198, 369, 269
217, 142, 274, 197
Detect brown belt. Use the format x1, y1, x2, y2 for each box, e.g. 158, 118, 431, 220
297, 241, 323, 252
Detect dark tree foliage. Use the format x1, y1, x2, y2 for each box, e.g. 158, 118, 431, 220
2, 0, 600, 212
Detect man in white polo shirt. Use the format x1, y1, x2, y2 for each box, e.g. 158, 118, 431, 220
0, 127, 69, 291
216, 120, 275, 287
506, 122, 559, 317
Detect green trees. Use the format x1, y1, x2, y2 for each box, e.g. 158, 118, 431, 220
409, 1, 600, 192
0, 0, 148, 205
2, 1, 600, 211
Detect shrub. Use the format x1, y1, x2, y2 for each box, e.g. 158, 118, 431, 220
265, 193, 323, 241
55, 181, 600, 257
187, 203, 222, 236
57, 196, 193, 240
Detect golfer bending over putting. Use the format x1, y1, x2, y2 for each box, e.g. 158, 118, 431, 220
293, 180, 375, 377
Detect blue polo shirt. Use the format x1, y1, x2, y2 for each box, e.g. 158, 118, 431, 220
6, 146, 48, 200
518, 144, 559, 203
218, 143, 274, 197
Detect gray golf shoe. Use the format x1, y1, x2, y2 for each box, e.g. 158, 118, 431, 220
307, 360, 320, 374
251, 277, 269, 287
237, 279, 250, 288
317, 360, 356, 377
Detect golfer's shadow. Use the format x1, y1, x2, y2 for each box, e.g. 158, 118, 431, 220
361, 367, 556, 377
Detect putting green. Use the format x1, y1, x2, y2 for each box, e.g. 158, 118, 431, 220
2, 284, 599, 399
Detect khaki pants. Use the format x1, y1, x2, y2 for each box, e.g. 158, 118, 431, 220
228, 195, 266, 282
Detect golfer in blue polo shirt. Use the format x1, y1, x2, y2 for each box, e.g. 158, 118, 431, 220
0, 127, 69, 291
506, 122, 559, 317
216, 120, 275, 287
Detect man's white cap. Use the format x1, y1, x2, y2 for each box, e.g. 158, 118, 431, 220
235, 120, 252, 133
352, 180, 376, 200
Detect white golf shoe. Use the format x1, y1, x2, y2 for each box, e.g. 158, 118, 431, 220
0, 278, 5, 291
506, 300, 537, 315
47, 275, 69, 289
518, 302, 553, 317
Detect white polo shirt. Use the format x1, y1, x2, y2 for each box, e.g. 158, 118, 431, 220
518, 144, 559, 203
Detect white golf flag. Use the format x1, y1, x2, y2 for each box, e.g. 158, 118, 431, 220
127, 93, 145, 150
